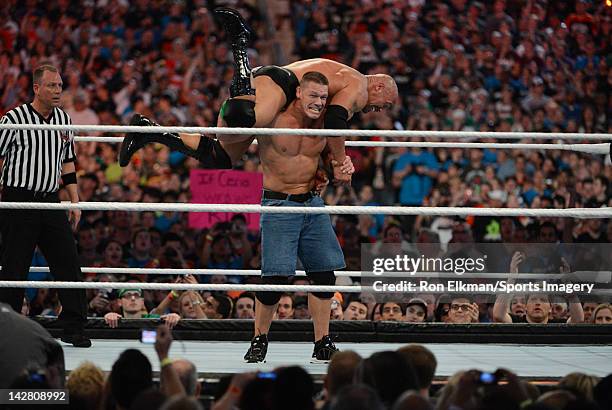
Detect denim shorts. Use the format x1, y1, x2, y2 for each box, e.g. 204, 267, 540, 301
260, 195, 345, 276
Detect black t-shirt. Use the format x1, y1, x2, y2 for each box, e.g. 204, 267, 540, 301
575, 232, 608, 243
510, 314, 568, 324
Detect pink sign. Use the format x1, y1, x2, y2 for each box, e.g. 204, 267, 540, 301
189, 169, 263, 230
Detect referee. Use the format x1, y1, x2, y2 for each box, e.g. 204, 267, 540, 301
0, 63, 90, 347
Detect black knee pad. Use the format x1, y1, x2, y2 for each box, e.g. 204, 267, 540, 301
307, 271, 336, 299
195, 137, 232, 169
256, 276, 290, 306
222, 98, 256, 128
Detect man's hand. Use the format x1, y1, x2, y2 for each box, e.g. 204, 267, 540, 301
509, 251, 524, 275
331, 156, 354, 185
314, 169, 329, 194
155, 323, 173, 360
89, 294, 110, 313
69, 208, 81, 231
468, 303, 480, 323
161, 313, 181, 329
104, 312, 122, 328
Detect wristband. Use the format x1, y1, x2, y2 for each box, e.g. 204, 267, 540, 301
169, 290, 180, 300
160, 357, 173, 368
229, 385, 241, 395
62, 172, 77, 185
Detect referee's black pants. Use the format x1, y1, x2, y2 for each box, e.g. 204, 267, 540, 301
0, 187, 86, 333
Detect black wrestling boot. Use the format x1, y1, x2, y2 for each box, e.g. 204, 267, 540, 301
119, 113, 233, 169
119, 114, 200, 166
214, 7, 255, 97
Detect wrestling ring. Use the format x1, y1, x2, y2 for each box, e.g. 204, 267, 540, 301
1, 122, 611, 389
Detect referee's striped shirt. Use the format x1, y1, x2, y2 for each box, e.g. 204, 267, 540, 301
0, 103, 76, 193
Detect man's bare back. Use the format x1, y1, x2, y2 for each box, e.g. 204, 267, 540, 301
283, 59, 368, 117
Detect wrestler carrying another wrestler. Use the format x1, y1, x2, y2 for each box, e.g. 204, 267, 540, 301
243, 71, 349, 363
118, 7, 398, 170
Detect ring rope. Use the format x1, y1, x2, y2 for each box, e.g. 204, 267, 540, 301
2, 280, 610, 295
0, 201, 609, 218
72, 136, 610, 155
9, 266, 588, 280
3, 123, 611, 140
0, 280, 359, 293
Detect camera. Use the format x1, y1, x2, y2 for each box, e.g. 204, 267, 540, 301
478, 372, 498, 385
141, 329, 157, 344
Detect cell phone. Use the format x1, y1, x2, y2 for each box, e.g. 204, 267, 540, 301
479, 372, 498, 385
141, 329, 157, 344
257, 372, 277, 380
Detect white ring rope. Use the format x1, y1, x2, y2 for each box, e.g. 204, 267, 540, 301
11, 266, 591, 280
3, 123, 611, 140
1, 280, 610, 295
0, 280, 358, 293
0, 201, 609, 218
72, 136, 611, 155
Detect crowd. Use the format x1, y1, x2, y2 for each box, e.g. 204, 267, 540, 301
0, 0, 611, 326
2, 308, 612, 410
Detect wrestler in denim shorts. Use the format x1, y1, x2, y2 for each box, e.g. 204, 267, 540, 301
260, 194, 346, 276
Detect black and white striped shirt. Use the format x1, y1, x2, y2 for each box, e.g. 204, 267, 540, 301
0, 103, 76, 193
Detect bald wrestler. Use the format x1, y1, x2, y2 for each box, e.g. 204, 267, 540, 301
119, 9, 398, 172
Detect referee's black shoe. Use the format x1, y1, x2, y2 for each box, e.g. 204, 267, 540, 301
244, 333, 268, 363
61, 333, 92, 348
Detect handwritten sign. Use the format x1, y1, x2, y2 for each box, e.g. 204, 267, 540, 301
189, 169, 262, 229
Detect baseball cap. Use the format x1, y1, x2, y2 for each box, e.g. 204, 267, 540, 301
118, 289, 143, 298
294, 296, 308, 310
406, 298, 428, 312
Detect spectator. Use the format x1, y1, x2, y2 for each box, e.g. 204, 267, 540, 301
203, 294, 233, 319
380, 302, 405, 322
66, 361, 105, 410
329, 384, 385, 410
397, 344, 437, 400
330, 293, 344, 320
593, 303, 612, 324
355, 351, 419, 408
177, 291, 207, 319
343, 298, 368, 321
104, 288, 180, 328
294, 296, 311, 320
559, 372, 600, 401
447, 296, 480, 324
0, 303, 63, 388
171, 358, 201, 397
277, 294, 295, 320
233, 292, 256, 319
322, 351, 363, 409
494, 293, 584, 324
404, 298, 428, 323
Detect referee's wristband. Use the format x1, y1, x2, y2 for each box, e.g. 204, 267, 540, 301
62, 172, 77, 185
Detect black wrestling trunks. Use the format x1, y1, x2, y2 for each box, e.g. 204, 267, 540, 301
252, 65, 299, 110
